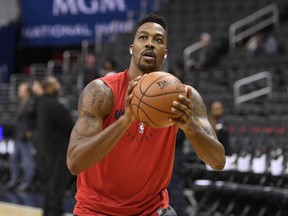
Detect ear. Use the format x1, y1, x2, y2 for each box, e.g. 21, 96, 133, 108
129, 45, 133, 55
164, 49, 168, 59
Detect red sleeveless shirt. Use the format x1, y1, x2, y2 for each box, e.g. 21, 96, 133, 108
74, 70, 178, 215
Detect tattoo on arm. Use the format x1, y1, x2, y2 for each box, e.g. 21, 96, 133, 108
88, 84, 105, 110
87, 82, 112, 112
191, 89, 207, 118
82, 111, 97, 130
74, 81, 113, 137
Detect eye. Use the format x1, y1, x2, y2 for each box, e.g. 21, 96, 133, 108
155, 37, 163, 44
139, 35, 147, 40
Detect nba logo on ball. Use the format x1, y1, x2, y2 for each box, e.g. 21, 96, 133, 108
131, 71, 186, 128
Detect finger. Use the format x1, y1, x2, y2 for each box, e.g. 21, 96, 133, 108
178, 89, 192, 109
169, 116, 185, 124
131, 75, 143, 83
173, 99, 192, 115
171, 104, 189, 121
178, 94, 192, 110
127, 77, 141, 94
186, 86, 193, 100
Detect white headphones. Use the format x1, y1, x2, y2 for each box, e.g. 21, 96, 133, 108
164, 53, 167, 59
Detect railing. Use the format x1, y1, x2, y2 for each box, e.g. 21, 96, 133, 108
62, 50, 81, 73
234, 71, 272, 104
229, 3, 279, 49
81, 40, 98, 62
0, 82, 10, 102
47, 60, 62, 75
30, 64, 49, 80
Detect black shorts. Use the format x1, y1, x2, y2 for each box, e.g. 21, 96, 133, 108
158, 205, 177, 216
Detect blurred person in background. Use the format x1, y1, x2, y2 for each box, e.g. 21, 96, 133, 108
32, 79, 44, 97
192, 33, 220, 70
209, 100, 231, 156
246, 31, 279, 56
31, 79, 45, 189
101, 57, 118, 76
6, 82, 35, 192
36, 76, 74, 216
190, 33, 221, 89
77, 52, 101, 91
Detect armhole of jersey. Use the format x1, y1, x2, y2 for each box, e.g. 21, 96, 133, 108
101, 79, 115, 121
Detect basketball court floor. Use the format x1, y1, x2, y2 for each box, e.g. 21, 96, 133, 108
0, 185, 75, 216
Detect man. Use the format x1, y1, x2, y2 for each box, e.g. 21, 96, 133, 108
192, 33, 219, 70
67, 14, 225, 215
209, 100, 230, 156
6, 82, 35, 192
101, 57, 118, 76
37, 76, 74, 216
76, 52, 100, 91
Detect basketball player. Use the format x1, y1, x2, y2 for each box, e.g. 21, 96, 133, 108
67, 14, 225, 216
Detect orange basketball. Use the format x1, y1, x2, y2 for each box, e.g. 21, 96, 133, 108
131, 71, 186, 128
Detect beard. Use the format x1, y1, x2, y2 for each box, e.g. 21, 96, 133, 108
138, 58, 158, 73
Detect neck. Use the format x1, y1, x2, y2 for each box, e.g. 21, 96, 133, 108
128, 61, 163, 80
128, 62, 143, 81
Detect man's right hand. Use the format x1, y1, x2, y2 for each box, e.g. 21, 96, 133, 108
123, 75, 143, 123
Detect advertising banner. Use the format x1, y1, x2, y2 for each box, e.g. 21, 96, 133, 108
20, 0, 160, 47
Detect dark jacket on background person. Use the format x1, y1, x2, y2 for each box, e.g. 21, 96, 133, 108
7, 96, 36, 190
36, 93, 74, 216
14, 98, 35, 142
36, 94, 74, 154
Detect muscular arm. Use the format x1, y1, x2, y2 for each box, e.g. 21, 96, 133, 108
171, 86, 226, 170
67, 78, 139, 175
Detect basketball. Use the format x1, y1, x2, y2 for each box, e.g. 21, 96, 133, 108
131, 71, 186, 128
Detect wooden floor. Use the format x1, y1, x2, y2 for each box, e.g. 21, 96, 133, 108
0, 184, 75, 216
0, 201, 42, 216
0, 201, 73, 216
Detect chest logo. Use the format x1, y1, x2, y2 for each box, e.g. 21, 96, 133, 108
139, 122, 145, 134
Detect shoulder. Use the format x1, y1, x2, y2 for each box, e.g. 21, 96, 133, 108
82, 79, 113, 100
80, 79, 113, 117
99, 71, 126, 84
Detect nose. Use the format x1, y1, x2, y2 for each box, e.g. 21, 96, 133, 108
145, 39, 154, 49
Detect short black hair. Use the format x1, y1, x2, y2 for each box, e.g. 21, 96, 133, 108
136, 13, 167, 32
